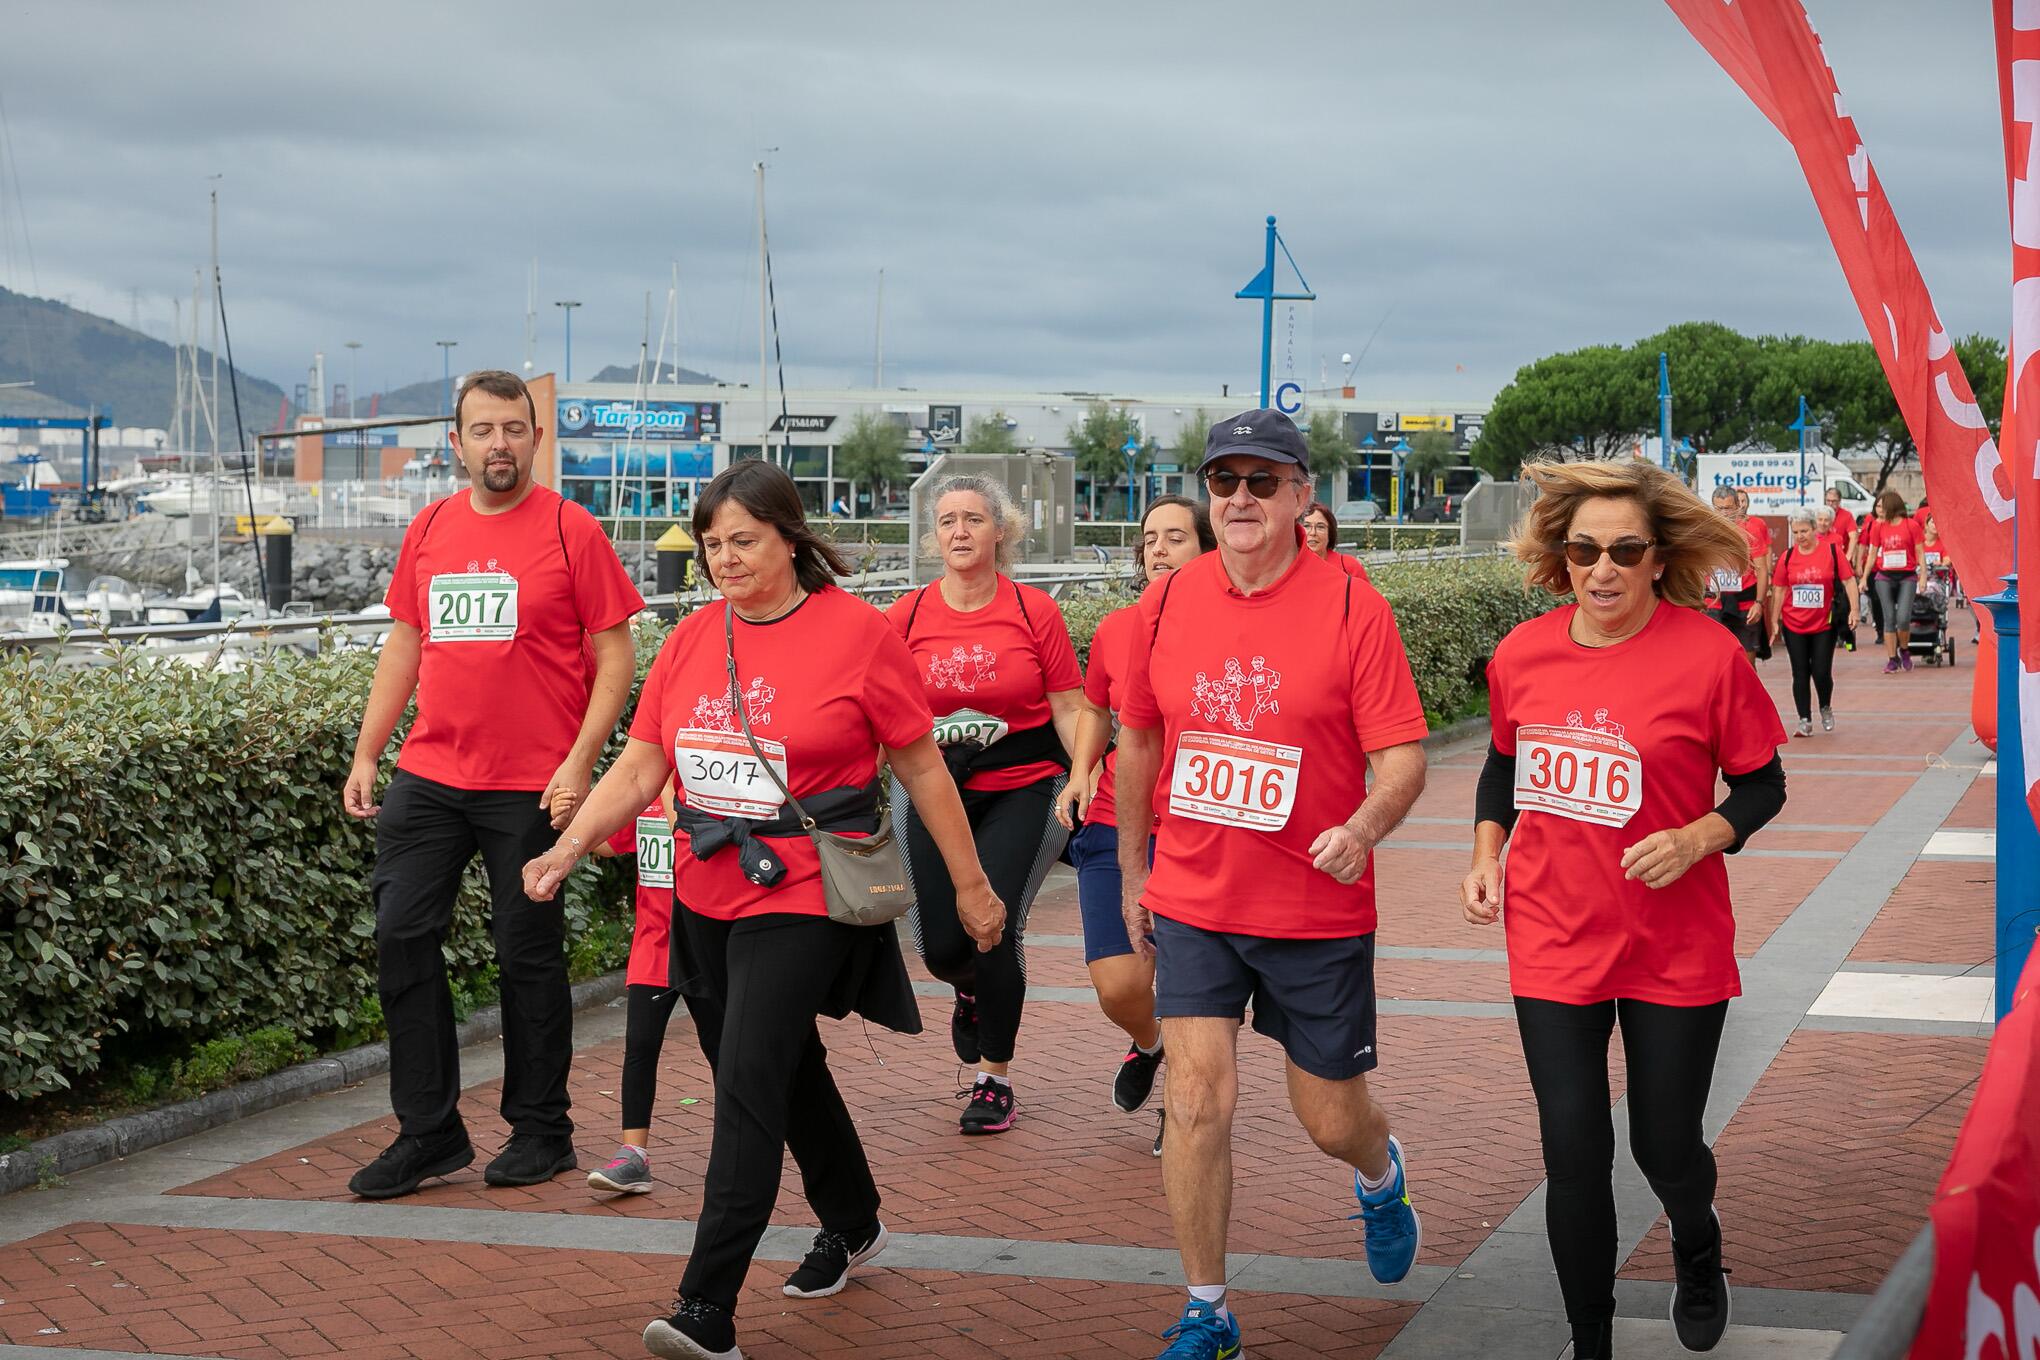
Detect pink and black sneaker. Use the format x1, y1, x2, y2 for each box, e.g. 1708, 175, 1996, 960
958, 1074, 1017, 1134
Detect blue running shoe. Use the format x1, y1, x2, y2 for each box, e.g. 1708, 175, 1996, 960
1157, 1298, 1242, 1359
1354, 1133, 1421, 1284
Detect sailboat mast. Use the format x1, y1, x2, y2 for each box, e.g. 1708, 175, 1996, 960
755, 160, 770, 466
874, 268, 885, 388
208, 184, 221, 595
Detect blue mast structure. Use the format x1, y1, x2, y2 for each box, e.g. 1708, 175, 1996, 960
1658, 352, 1673, 470
1788, 395, 1813, 504
1979, 575, 2039, 1022
1235, 216, 1316, 411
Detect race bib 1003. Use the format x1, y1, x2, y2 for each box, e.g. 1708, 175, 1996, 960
1709, 567, 1742, 594
635, 814, 674, 890
676, 729, 788, 820
931, 708, 1011, 748
1169, 730, 1301, 832
1513, 723, 1643, 829
428, 571, 519, 642
1880, 549, 1908, 570
1791, 583, 1826, 611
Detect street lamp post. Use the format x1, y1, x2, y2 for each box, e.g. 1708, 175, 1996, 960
344, 341, 362, 421
1360, 430, 1378, 507
1122, 432, 1141, 521
555, 300, 582, 382
1392, 437, 1411, 520
435, 340, 458, 419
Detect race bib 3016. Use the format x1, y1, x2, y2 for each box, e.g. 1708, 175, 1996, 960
1513, 723, 1643, 829
1169, 730, 1301, 832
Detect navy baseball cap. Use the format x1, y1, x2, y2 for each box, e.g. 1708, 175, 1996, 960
1200, 408, 1309, 472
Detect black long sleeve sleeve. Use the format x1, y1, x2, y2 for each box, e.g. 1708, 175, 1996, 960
1474, 741, 1518, 833
1714, 753, 1787, 853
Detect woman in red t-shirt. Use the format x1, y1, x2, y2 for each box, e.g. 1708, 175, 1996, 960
523, 462, 1004, 1358
1301, 499, 1370, 579
1053, 494, 1213, 1130
1858, 489, 1925, 673
886, 474, 1085, 1134
1459, 460, 1787, 1360
1766, 509, 1859, 738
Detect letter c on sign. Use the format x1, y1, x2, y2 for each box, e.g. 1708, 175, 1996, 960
1275, 382, 1303, 415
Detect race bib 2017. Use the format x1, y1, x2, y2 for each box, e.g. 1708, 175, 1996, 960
428, 572, 518, 642
635, 814, 674, 889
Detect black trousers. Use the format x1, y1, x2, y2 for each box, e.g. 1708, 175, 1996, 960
897, 775, 1068, 1065
371, 770, 571, 1139
675, 906, 880, 1314
1781, 627, 1837, 720
1514, 996, 1729, 1329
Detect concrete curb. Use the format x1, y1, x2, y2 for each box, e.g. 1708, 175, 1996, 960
0, 971, 628, 1197
1421, 712, 1489, 753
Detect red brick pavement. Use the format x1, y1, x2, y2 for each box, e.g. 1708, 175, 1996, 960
1944, 769, 1996, 829
0, 1223, 1416, 1359
1619, 1030, 1984, 1293
1847, 859, 1999, 967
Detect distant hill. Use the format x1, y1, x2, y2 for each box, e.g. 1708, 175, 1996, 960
0, 285, 291, 434
588, 362, 721, 385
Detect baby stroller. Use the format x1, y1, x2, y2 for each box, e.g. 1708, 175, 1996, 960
1908, 563, 1958, 666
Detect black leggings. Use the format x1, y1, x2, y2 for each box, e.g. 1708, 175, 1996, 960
896, 774, 1068, 1065
675, 907, 880, 1314
1781, 627, 1837, 721
1515, 996, 1728, 1329
619, 983, 726, 1132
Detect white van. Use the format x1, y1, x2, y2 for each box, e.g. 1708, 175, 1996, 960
1695, 452, 1874, 522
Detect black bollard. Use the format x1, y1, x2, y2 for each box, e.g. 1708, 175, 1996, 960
265, 527, 293, 612
655, 525, 695, 597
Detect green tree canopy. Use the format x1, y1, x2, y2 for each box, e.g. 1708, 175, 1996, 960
1304, 409, 1359, 485
1066, 403, 1144, 484
1173, 407, 1212, 473
833, 412, 906, 509
962, 410, 1020, 458
1402, 429, 1457, 491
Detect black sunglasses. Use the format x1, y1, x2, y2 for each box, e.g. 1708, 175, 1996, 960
1560, 538, 1654, 568
1204, 468, 1301, 500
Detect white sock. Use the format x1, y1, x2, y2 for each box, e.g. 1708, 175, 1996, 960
1357, 1160, 1395, 1193
1188, 1284, 1230, 1322
1136, 1036, 1163, 1057
978, 1071, 1011, 1088
621, 1143, 647, 1157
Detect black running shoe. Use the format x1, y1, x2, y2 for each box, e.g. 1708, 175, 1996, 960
950, 991, 980, 1064
1113, 1041, 1164, 1113
957, 1074, 1016, 1134
1571, 1319, 1613, 1360
347, 1129, 474, 1200
782, 1220, 889, 1298
483, 1132, 577, 1187
643, 1297, 740, 1359
1669, 1207, 1731, 1352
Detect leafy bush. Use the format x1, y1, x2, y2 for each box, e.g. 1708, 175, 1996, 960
1, 566, 1542, 1105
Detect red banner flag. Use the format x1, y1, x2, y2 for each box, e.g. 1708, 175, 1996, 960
1995, 0, 2040, 834
1908, 947, 2040, 1359
1665, 0, 2019, 738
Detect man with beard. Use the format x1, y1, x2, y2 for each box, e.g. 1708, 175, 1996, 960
343, 369, 644, 1199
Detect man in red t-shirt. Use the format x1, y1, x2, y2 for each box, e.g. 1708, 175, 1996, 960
1114, 409, 1430, 1355
341, 370, 644, 1200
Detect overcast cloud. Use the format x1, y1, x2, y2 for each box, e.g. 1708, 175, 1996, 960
0, 1, 2007, 406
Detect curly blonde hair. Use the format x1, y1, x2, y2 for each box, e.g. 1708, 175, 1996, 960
1509, 460, 1749, 609
924, 475, 1027, 570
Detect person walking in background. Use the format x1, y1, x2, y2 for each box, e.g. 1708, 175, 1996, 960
524, 461, 1006, 1360
887, 474, 1083, 1134
1055, 494, 1214, 1135
1115, 410, 1429, 1360
342, 369, 643, 1201
1768, 509, 1857, 738
1300, 499, 1369, 579
1462, 459, 1787, 1360
1824, 484, 1857, 557
1701, 485, 1756, 646
1859, 489, 1925, 673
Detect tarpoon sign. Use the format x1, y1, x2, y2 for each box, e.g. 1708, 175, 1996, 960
1695, 452, 1823, 514
556, 400, 722, 441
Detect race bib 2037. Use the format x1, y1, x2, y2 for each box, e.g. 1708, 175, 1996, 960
428, 572, 519, 642
1513, 723, 1643, 829
676, 729, 788, 820
1169, 730, 1301, 832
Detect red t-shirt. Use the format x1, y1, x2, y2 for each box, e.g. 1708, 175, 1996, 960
1921, 540, 1948, 570
1080, 606, 1138, 828
1771, 541, 1846, 635
1121, 547, 1429, 939
1831, 506, 1856, 544
1487, 602, 1785, 1005
630, 587, 933, 921
386, 486, 644, 790
1328, 550, 1371, 581
605, 802, 676, 989
1738, 516, 1772, 591
1862, 517, 1925, 575
886, 577, 1082, 792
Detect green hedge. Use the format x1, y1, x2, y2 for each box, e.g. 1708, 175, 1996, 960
1, 562, 1549, 1103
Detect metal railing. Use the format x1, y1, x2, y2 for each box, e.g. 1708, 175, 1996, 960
1831, 1223, 1932, 1358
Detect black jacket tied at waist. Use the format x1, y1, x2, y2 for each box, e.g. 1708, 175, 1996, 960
672, 780, 879, 888
938, 720, 1070, 786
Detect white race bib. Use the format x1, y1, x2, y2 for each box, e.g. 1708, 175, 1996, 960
635, 814, 674, 890
1791, 583, 1826, 611
428, 571, 519, 642
676, 729, 788, 820
1513, 723, 1643, 828
1709, 567, 1742, 594
931, 708, 1011, 748
1924, 550, 1944, 567
1169, 731, 1301, 832
1880, 549, 1908, 570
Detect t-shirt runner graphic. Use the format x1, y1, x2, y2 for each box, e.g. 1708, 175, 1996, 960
1190, 655, 1283, 733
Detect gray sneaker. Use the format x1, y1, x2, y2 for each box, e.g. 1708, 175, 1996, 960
1820, 706, 1835, 732
588, 1145, 652, 1196
1795, 718, 1812, 738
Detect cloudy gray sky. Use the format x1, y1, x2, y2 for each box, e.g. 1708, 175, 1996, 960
0, 1, 2008, 405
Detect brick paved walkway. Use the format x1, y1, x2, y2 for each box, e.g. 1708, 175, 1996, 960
0, 636, 2000, 1359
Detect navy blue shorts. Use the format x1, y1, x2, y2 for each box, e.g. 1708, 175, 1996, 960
1152, 915, 1378, 1080
1068, 821, 1130, 963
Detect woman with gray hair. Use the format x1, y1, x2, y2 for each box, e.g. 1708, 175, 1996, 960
1767, 507, 1858, 736
886, 474, 1084, 1133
